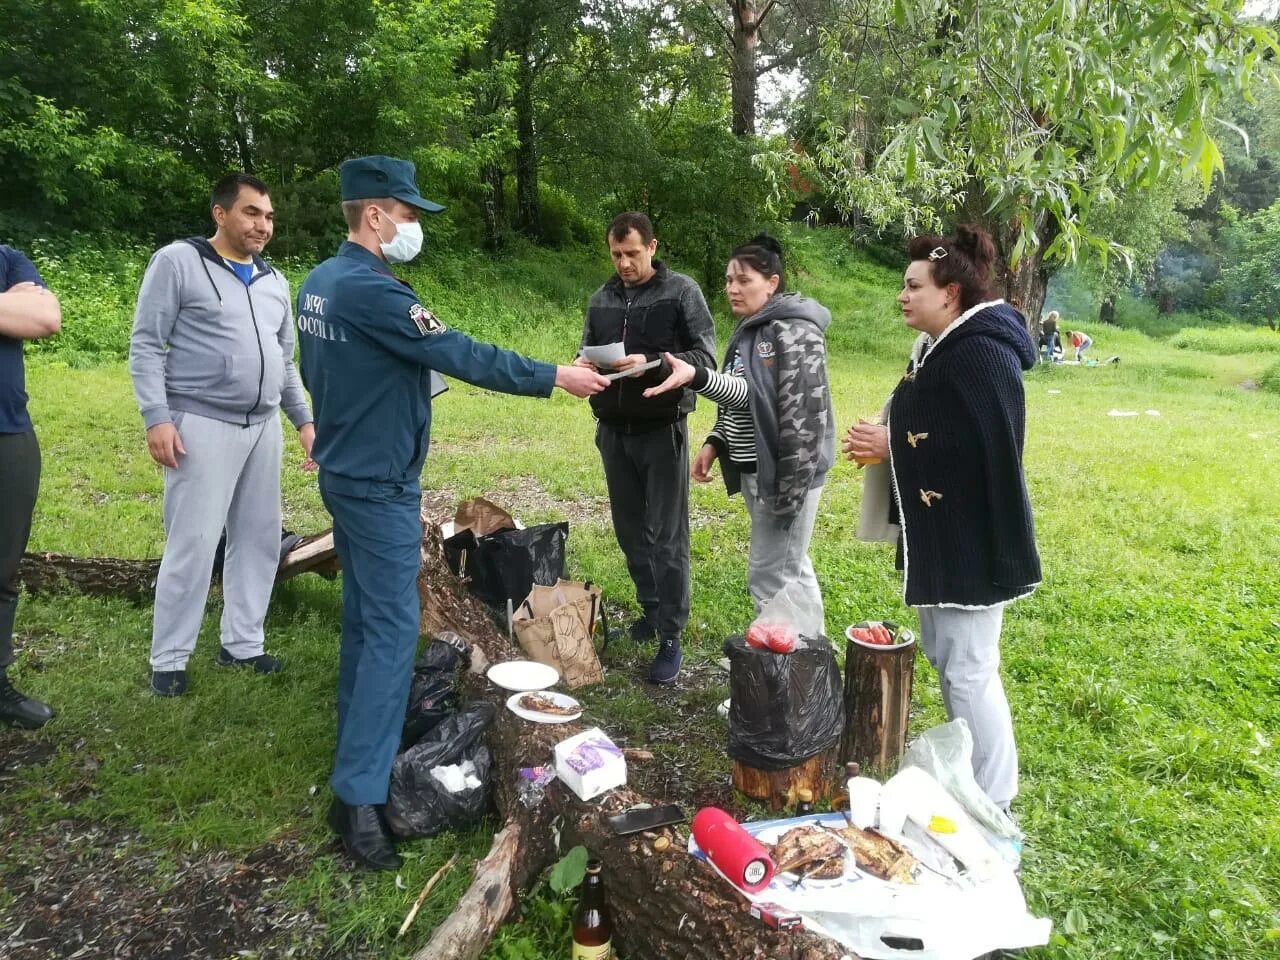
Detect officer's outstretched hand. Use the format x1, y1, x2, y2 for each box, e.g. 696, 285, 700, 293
555, 364, 610, 398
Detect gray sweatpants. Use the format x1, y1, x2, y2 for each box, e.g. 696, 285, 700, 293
917, 604, 1018, 807
150, 411, 283, 670
740, 474, 824, 628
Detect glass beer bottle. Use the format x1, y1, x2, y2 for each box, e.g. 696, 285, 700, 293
572, 858, 613, 959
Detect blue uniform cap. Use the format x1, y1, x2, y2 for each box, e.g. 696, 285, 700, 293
339, 155, 445, 213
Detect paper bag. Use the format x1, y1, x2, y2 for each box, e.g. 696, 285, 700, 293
513, 579, 605, 688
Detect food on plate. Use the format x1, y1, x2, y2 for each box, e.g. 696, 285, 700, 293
517, 693, 578, 716
828, 824, 920, 883
849, 622, 898, 646
770, 825, 844, 874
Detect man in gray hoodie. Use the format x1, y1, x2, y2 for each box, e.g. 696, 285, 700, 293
129, 173, 314, 696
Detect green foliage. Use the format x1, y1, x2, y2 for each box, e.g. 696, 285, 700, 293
483, 880, 575, 960
1169, 326, 1280, 355
547, 845, 588, 894
25, 237, 150, 364
1212, 199, 1280, 323
808, 0, 1278, 271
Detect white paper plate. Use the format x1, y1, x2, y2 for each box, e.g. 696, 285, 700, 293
506, 691, 583, 724
486, 660, 559, 692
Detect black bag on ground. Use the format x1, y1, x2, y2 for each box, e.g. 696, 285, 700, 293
443, 521, 569, 611
401, 639, 464, 749
724, 633, 844, 770
386, 701, 496, 839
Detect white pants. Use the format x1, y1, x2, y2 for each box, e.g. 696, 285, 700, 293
917, 604, 1018, 807
740, 474, 825, 628
149, 412, 283, 670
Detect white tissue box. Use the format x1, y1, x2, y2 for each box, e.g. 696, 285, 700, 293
554, 727, 627, 801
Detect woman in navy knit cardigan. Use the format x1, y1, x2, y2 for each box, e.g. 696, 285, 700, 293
844, 225, 1040, 811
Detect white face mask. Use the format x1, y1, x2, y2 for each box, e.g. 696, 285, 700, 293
374, 208, 424, 264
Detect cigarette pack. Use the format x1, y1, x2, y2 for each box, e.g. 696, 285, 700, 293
749, 901, 803, 931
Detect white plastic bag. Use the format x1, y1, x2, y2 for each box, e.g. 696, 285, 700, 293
900, 719, 1021, 842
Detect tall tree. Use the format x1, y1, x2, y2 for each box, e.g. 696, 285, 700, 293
806, 0, 1278, 323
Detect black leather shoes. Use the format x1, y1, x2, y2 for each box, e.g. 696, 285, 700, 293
327, 796, 401, 871
0, 674, 55, 729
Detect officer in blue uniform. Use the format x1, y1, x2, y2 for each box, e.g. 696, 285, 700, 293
297, 155, 608, 870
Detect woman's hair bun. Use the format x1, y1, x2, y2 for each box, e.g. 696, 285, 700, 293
748, 232, 784, 257
954, 223, 996, 272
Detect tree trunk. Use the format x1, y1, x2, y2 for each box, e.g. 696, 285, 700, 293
514, 51, 541, 238
729, 1, 767, 137
16, 553, 160, 603
731, 747, 839, 811
841, 637, 916, 777
482, 163, 506, 252
17, 533, 338, 603
991, 211, 1058, 332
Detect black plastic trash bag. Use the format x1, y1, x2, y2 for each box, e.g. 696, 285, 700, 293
386, 701, 496, 839
443, 521, 568, 611
401, 639, 464, 749
724, 632, 844, 770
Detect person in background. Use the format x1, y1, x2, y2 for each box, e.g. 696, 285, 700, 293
645, 234, 834, 633
1065, 327, 1092, 362
575, 212, 716, 684
297, 155, 608, 871
844, 225, 1040, 812
0, 245, 61, 728
129, 173, 315, 697
1038, 310, 1063, 362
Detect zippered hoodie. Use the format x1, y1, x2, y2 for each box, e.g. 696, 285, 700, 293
724, 292, 835, 519
130, 238, 311, 430
887, 300, 1041, 608
581, 261, 716, 428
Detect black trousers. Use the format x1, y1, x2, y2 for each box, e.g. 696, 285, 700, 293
595, 419, 690, 640
0, 430, 40, 670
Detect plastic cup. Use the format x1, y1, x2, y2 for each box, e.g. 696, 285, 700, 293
847, 776, 881, 830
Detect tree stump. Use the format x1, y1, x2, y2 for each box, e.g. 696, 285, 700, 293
731, 745, 839, 811
841, 628, 916, 775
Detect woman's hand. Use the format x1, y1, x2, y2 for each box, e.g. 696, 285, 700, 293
642, 352, 696, 398
842, 419, 889, 466
691, 443, 718, 483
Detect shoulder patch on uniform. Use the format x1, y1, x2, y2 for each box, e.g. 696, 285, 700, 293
409, 303, 445, 336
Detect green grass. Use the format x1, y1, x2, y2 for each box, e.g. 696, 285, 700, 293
3, 227, 1279, 958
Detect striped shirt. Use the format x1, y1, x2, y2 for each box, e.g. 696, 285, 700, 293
693, 348, 756, 466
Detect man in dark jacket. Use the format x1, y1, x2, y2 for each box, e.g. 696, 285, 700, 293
575, 213, 716, 683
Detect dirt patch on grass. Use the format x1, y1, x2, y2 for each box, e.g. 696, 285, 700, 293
0, 822, 327, 960
421, 475, 611, 528
0, 731, 334, 960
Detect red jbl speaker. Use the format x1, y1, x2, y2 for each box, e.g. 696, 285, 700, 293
691, 807, 775, 893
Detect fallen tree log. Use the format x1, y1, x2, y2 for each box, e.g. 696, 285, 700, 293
411, 503, 847, 960
18, 532, 339, 603
16, 553, 160, 602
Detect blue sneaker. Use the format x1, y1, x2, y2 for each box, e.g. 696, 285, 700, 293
216, 649, 284, 674
647, 637, 682, 684
150, 669, 188, 697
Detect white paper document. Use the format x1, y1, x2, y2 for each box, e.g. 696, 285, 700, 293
579, 342, 627, 368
